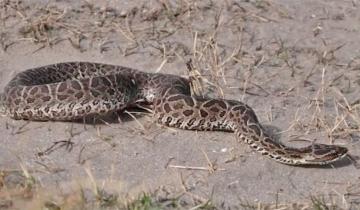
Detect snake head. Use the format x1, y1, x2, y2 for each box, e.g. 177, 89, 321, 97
303, 144, 348, 165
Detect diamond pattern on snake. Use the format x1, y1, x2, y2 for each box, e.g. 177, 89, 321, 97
0, 62, 348, 165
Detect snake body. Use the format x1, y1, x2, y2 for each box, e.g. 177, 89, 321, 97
0, 62, 348, 165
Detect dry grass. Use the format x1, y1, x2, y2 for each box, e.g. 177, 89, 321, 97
0, 168, 356, 210
0, 0, 359, 209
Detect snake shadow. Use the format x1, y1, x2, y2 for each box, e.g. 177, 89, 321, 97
262, 124, 357, 169
68, 106, 150, 125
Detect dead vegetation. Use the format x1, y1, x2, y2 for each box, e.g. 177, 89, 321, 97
1, 167, 359, 210
0, 0, 359, 209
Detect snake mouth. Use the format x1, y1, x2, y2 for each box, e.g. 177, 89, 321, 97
336, 146, 349, 156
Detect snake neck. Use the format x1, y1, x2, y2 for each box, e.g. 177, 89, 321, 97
232, 122, 304, 165
225, 104, 304, 165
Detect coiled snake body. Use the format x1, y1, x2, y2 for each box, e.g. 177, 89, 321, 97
0, 62, 348, 165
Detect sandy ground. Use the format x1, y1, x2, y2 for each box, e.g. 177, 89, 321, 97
0, 0, 360, 209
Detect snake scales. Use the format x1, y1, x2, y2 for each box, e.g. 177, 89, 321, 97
0, 62, 348, 165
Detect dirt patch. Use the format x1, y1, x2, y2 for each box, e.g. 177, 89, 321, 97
0, 0, 359, 209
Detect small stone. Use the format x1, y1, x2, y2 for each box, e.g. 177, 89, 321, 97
119, 10, 127, 17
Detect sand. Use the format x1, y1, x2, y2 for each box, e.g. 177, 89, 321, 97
0, 0, 359, 209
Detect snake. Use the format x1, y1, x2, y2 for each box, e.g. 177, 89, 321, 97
0, 62, 348, 165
